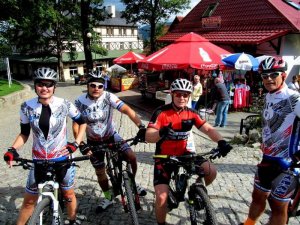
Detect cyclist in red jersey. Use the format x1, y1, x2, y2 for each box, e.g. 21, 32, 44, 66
139, 78, 232, 225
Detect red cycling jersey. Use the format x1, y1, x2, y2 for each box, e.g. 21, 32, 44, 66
148, 104, 206, 155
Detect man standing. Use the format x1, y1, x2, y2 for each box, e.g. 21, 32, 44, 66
241, 56, 300, 225
3, 67, 86, 225
142, 78, 232, 225
73, 71, 147, 212
212, 77, 230, 127
191, 75, 202, 109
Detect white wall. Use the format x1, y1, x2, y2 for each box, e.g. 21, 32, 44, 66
281, 34, 300, 83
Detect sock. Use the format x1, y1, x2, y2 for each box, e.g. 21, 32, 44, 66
244, 217, 256, 225
103, 190, 112, 200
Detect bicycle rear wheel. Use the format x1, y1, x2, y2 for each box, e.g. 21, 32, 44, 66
123, 171, 139, 225
189, 185, 217, 225
28, 197, 64, 225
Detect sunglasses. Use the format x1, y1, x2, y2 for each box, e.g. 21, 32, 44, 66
36, 82, 55, 88
89, 83, 104, 89
261, 72, 281, 80
174, 92, 190, 98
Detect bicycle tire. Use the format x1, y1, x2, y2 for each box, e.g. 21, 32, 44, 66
189, 186, 218, 225
123, 171, 139, 225
28, 197, 64, 225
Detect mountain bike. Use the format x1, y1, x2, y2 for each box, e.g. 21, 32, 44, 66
153, 149, 222, 225
286, 161, 300, 224
13, 155, 90, 225
88, 138, 141, 225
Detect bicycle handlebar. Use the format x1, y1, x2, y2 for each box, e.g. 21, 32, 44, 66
87, 138, 136, 153
153, 148, 220, 162
13, 155, 90, 170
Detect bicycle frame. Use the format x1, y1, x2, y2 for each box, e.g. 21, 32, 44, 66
90, 138, 141, 218
14, 156, 90, 225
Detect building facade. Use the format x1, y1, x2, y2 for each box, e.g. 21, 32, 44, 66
9, 5, 143, 81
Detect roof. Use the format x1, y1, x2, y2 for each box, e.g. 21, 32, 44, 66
97, 11, 135, 27
10, 49, 144, 63
159, 0, 300, 44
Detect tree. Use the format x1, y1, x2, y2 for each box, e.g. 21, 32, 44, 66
121, 0, 190, 53
0, 0, 108, 81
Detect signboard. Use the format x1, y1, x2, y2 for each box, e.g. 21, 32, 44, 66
202, 16, 221, 28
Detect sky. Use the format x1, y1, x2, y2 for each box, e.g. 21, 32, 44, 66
103, 0, 200, 20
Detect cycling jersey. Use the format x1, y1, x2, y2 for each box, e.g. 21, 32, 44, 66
262, 85, 300, 163
148, 104, 206, 155
75, 91, 125, 141
20, 96, 82, 160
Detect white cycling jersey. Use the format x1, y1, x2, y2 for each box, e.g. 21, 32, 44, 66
20, 96, 81, 160
262, 85, 300, 160
75, 91, 124, 141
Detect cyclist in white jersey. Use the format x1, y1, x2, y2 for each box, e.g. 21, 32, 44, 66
73, 72, 147, 212
3, 67, 86, 225
241, 57, 300, 225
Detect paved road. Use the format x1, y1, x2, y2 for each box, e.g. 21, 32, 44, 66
0, 82, 299, 225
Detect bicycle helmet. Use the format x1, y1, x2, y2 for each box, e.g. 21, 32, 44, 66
170, 78, 193, 93
33, 67, 58, 82
87, 70, 105, 84
260, 56, 287, 73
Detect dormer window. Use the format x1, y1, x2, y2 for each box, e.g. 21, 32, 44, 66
282, 0, 300, 10
202, 2, 219, 17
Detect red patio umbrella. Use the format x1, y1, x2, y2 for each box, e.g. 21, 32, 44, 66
113, 51, 145, 64
138, 32, 231, 71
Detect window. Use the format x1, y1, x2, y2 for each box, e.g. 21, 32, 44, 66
107, 28, 113, 36
69, 66, 78, 77
202, 3, 219, 17
123, 28, 126, 36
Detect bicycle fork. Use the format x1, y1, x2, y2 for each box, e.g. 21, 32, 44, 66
38, 181, 61, 224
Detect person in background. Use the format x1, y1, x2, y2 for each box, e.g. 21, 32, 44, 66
211, 77, 231, 127
140, 78, 232, 225
100, 68, 110, 90
287, 75, 300, 92
3, 67, 86, 225
73, 72, 147, 213
191, 75, 202, 109
241, 56, 300, 225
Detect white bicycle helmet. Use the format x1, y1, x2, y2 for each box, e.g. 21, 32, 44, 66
260, 56, 287, 73
87, 70, 105, 84
170, 78, 193, 93
33, 67, 58, 82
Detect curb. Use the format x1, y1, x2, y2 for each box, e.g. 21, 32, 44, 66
0, 81, 33, 109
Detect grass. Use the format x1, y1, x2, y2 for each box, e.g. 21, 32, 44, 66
0, 78, 24, 97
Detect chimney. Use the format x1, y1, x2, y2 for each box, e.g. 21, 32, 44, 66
107, 5, 116, 18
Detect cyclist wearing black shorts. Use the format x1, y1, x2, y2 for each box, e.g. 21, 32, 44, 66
73, 72, 147, 212
142, 78, 232, 225
241, 57, 300, 225
3, 67, 86, 225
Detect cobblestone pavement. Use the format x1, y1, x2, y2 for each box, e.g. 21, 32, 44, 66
0, 82, 299, 225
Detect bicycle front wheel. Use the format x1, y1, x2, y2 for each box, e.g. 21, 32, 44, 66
123, 171, 139, 225
28, 197, 64, 225
189, 185, 218, 225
